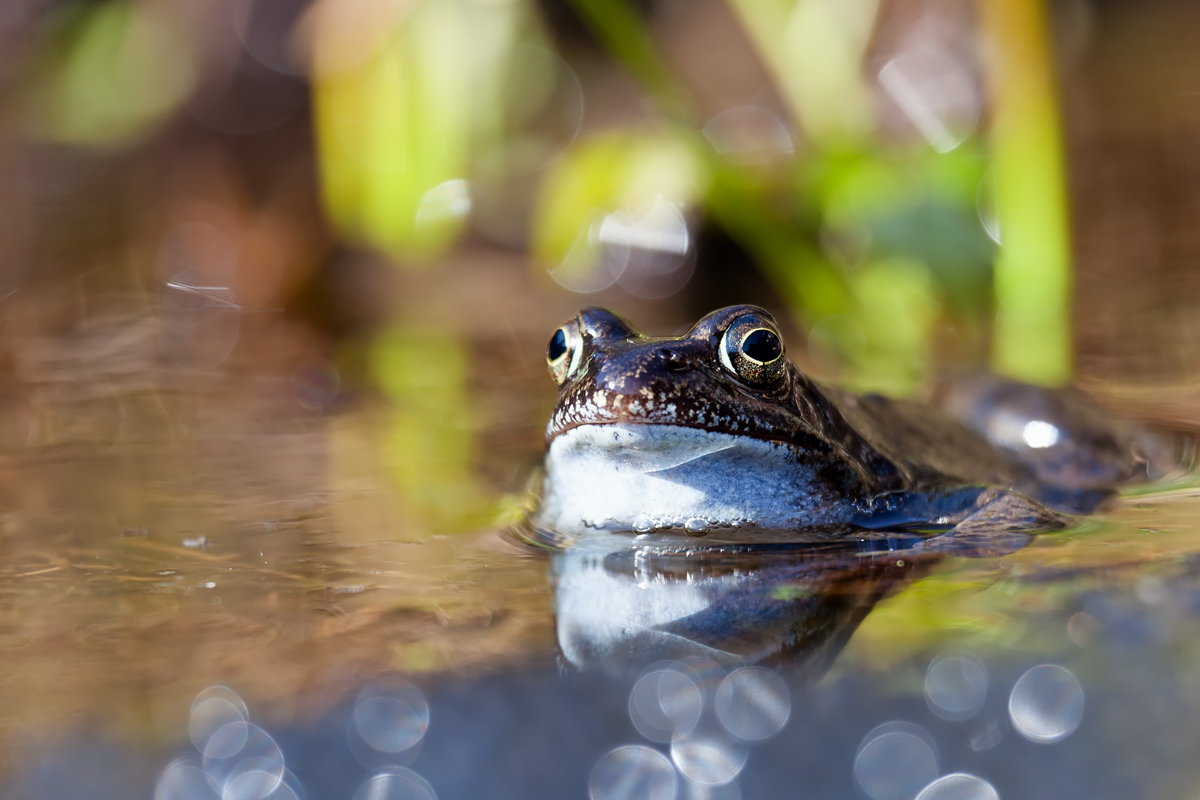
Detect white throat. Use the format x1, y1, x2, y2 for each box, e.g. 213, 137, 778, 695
533, 423, 853, 535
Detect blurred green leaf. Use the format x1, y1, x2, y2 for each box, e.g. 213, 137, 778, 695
843, 257, 941, 394
728, 0, 879, 143
532, 130, 708, 275
27, 1, 196, 148
983, 0, 1072, 385
313, 0, 535, 262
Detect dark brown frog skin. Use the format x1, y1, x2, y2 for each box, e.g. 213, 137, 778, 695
536, 305, 1171, 536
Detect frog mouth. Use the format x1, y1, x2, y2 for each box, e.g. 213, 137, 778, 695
546, 386, 779, 448
546, 389, 687, 441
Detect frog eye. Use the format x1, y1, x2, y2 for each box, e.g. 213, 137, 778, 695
547, 322, 584, 385
719, 316, 786, 385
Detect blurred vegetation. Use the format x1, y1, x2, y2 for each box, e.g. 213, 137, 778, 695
9, 0, 1076, 530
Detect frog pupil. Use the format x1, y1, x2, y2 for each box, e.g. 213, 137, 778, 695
548, 328, 568, 361
742, 329, 781, 363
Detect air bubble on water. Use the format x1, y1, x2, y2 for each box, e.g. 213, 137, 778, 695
156, 757, 219, 800
1008, 664, 1084, 744
853, 722, 939, 800
924, 654, 988, 721
352, 681, 431, 754
589, 745, 677, 800
714, 667, 790, 742
632, 516, 654, 533
670, 733, 747, 787
190, 687, 249, 753
351, 768, 438, 800
914, 773, 999, 800
629, 665, 704, 743
684, 518, 710, 535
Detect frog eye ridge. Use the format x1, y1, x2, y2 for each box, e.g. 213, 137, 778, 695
719, 315, 786, 385
547, 322, 584, 385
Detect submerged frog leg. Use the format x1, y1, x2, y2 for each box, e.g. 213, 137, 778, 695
949, 488, 1068, 533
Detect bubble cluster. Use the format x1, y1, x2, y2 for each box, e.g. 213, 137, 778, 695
155, 685, 297, 800
157, 681, 438, 800
189, 687, 250, 752
203, 722, 285, 799
595, 662, 793, 800
629, 666, 703, 743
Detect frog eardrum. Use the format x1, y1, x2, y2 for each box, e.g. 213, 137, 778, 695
719, 313, 786, 386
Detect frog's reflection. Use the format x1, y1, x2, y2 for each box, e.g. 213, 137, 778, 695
549, 529, 1031, 674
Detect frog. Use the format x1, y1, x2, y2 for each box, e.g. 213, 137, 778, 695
532, 304, 1170, 538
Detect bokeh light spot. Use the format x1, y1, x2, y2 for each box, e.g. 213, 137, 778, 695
670, 734, 747, 786
629, 666, 703, 743
914, 773, 999, 800
352, 682, 431, 754
1008, 664, 1084, 744
854, 722, 939, 800
589, 746, 677, 800
924, 654, 988, 721
714, 667, 790, 741
352, 767, 438, 800
190, 687, 250, 754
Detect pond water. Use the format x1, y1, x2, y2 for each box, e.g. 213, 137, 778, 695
1, 307, 1198, 800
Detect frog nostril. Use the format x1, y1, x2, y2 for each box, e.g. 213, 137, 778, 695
660, 348, 690, 372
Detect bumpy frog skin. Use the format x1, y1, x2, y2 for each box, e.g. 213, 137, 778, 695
534, 305, 1162, 537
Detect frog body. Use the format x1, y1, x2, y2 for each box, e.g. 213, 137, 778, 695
534, 305, 1164, 537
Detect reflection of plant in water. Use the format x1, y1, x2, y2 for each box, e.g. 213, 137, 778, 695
840, 490, 1200, 681
370, 326, 500, 533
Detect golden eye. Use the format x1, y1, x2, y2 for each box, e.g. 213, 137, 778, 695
546, 322, 584, 385
719, 316, 786, 385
